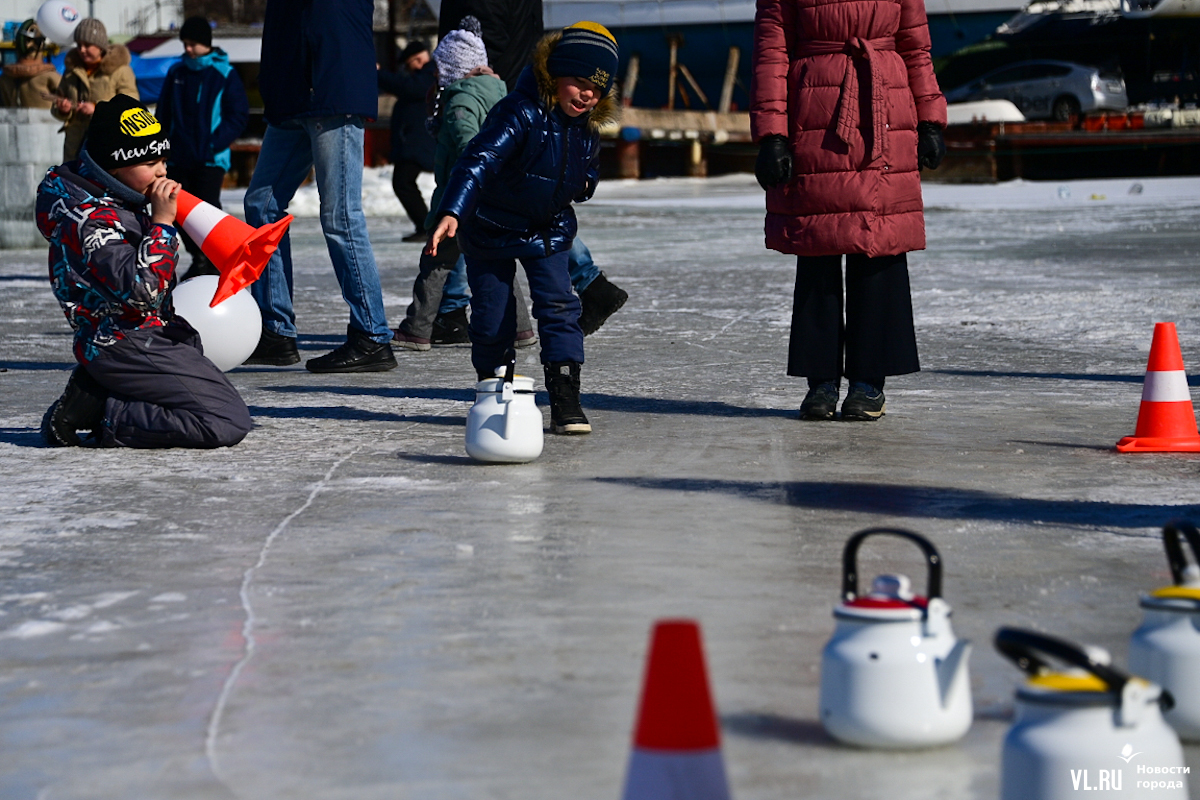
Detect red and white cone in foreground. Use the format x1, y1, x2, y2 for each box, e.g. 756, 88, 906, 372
621, 619, 732, 800
174, 190, 293, 308
1117, 322, 1200, 452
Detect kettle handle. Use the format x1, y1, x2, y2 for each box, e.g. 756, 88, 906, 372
502, 351, 517, 387
994, 627, 1131, 693
841, 527, 942, 602
995, 627, 1175, 712
1162, 519, 1200, 585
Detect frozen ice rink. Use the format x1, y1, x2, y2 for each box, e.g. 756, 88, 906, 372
2, 172, 1200, 799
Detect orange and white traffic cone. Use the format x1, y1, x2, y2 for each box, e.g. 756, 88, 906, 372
621, 619, 732, 800
174, 190, 293, 308
1116, 322, 1200, 452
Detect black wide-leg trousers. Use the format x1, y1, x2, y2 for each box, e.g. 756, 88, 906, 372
787, 252, 920, 384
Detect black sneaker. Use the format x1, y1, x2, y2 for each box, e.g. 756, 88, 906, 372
40, 366, 107, 447
402, 229, 428, 243
799, 380, 839, 421
244, 329, 300, 366
841, 382, 886, 421
431, 308, 470, 347
544, 362, 591, 434
578, 273, 628, 336
306, 326, 398, 373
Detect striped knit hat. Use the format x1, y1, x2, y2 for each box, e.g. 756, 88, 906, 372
546, 21, 618, 94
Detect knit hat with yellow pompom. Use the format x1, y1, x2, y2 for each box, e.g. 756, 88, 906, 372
546, 21, 618, 94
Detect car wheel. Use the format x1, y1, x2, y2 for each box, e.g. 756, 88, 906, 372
1052, 95, 1081, 122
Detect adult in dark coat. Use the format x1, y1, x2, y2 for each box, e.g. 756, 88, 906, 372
751, 0, 947, 421
243, 0, 396, 373
377, 41, 438, 241
438, 0, 544, 91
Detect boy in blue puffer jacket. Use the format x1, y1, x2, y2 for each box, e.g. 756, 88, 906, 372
155, 16, 249, 278
427, 22, 619, 435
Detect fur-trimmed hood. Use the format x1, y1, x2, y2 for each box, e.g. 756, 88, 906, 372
530, 30, 620, 132
64, 43, 131, 77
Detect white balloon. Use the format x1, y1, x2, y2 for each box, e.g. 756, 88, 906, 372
36, 0, 82, 46
171, 275, 263, 372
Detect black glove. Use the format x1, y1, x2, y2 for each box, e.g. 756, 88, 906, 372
917, 121, 946, 170
755, 134, 792, 190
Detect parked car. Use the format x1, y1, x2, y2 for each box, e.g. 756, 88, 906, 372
944, 60, 1128, 121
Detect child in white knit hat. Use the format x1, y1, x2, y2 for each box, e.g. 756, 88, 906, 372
392, 16, 539, 350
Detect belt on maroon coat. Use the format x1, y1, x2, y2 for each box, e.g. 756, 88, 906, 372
794, 37, 897, 163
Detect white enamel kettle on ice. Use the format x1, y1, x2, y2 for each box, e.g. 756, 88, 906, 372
1129, 519, 1200, 741
818, 528, 973, 748
996, 627, 1188, 800
464, 359, 543, 463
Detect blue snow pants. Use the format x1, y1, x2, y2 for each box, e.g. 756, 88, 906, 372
466, 249, 584, 378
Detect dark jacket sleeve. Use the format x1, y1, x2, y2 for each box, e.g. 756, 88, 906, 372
575, 144, 600, 203
438, 101, 528, 221
211, 67, 250, 153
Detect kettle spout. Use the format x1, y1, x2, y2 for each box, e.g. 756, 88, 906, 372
936, 639, 972, 708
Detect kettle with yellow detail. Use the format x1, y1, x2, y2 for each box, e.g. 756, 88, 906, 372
996, 627, 1187, 800
1129, 520, 1200, 741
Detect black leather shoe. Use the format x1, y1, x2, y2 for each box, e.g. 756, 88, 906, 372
306, 326, 398, 373
244, 329, 300, 366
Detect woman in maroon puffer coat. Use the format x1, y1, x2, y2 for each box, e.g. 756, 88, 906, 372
751, 0, 947, 421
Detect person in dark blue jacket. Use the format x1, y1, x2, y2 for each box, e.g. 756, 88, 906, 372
377, 40, 438, 242
155, 16, 249, 278
427, 23, 619, 435
242, 0, 396, 373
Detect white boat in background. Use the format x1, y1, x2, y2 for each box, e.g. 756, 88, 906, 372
1119, 0, 1200, 16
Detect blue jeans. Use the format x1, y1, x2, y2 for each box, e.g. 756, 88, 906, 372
438, 237, 601, 314
438, 255, 470, 313
244, 116, 390, 343
466, 250, 584, 377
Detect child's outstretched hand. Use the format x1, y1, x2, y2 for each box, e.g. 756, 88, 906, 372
425, 215, 458, 256
147, 177, 181, 226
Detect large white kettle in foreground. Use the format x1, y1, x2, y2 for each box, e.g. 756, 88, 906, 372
997, 627, 1187, 800
819, 527, 972, 748
1130, 519, 1200, 741
464, 360, 543, 463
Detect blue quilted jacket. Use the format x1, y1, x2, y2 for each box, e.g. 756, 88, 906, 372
436, 32, 619, 259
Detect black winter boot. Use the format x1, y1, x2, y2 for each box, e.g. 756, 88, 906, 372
544, 362, 590, 435
577, 272, 628, 336
41, 367, 108, 447
245, 328, 300, 366
431, 307, 470, 346
306, 326, 398, 373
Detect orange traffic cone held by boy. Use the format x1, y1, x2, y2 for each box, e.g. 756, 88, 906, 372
1117, 322, 1200, 453
174, 190, 292, 307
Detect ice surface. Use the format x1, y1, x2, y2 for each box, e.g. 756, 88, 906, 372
1, 173, 1199, 799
